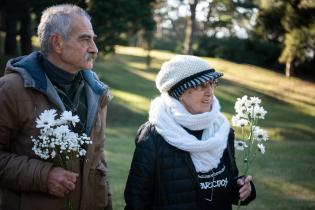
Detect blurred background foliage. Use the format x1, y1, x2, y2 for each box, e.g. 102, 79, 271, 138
0, 0, 315, 79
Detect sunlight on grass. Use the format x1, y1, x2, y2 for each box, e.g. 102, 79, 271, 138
128, 62, 147, 70
204, 57, 315, 117
93, 46, 315, 210
111, 89, 150, 113
127, 68, 156, 81
106, 127, 137, 139
261, 176, 315, 202
116, 45, 174, 61
102, 46, 315, 143
116, 46, 315, 118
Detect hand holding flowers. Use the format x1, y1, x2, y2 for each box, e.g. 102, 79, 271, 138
231, 96, 269, 209
47, 166, 78, 198
31, 109, 92, 210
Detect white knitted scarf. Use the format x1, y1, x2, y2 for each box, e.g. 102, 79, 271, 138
149, 94, 230, 173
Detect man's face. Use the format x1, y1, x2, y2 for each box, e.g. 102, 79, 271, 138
59, 15, 98, 73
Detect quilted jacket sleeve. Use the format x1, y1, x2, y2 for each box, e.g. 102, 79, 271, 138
0, 77, 53, 192
124, 122, 157, 210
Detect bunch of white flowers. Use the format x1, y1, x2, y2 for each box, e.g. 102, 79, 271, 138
231, 95, 269, 209
32, 109, 92, 162
232, 95, 268, 154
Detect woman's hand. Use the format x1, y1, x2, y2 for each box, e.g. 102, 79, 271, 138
237, 175, 252, 201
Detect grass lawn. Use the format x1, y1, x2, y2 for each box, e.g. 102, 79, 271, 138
94, 46, 315, 210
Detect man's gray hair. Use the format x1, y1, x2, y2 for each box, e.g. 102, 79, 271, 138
37, 4, 91, 56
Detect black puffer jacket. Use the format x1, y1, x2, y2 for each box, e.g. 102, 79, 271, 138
124, 122, 256, 210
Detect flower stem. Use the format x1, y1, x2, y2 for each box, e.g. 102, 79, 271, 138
237, 199, 241, 210
56, 154, 72, 210
67, 193, 73, 210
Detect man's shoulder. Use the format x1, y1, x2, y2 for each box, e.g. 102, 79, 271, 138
0, 73, 24, 91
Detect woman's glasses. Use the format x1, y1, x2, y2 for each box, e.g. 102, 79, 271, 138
193, 80, 218, 90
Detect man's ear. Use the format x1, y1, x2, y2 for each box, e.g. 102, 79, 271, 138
50, 34, 64, 54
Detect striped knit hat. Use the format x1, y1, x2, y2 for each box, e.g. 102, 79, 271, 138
156, 55, 223, 99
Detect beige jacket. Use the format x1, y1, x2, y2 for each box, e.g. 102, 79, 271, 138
0, 52, 112, 210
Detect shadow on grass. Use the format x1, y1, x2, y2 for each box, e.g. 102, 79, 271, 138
217, 79, 315, 142
95, 54, 158, 99
95, 53, 315, 142
107, 100, 147, 128
95, 52, 315, 210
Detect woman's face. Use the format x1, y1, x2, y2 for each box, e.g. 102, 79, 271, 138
179, 81, 215, 114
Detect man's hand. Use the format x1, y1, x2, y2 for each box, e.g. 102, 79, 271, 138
47, 167, 78, 197
237, 175, 252, 201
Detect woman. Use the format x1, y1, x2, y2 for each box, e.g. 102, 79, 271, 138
124, 55, 256, 210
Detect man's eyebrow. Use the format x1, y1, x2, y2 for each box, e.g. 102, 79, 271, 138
79, 34, 97, 39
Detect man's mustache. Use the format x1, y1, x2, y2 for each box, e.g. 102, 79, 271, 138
85, 53, 97, 61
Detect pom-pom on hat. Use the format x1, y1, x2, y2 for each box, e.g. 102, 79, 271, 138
156, 55, 223, 99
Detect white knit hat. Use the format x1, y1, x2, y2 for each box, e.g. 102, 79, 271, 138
156, 55, 223, 98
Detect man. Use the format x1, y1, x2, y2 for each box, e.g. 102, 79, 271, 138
0, 4, 112, 210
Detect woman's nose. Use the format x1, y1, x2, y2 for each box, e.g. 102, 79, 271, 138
204, 86, 213, 95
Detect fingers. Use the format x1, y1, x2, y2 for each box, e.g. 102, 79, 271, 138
48, 183, 69, 197
64, 171, 79, 183
244, 175, 252, 182
237, 178, 244, 186
47, 167, 79, 197
61, 179, 76, 191
237, 176, 252, 201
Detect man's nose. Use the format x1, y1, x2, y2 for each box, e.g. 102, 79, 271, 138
89, 40, 98, 54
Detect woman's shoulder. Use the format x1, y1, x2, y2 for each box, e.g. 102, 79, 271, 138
135, 121, 160, 144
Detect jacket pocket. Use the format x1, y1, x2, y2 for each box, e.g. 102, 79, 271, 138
93, 162, 109, 209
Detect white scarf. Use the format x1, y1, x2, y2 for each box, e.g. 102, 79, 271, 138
149, 94, 230, 173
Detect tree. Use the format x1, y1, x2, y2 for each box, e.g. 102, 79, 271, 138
155, 0, 258, 54
183, 0, 198, 54
1, 0, 156, 56
2, 0, 33, 56
255, 0, 315, 77
200, 0, 257, 37
87, 0, 156, 54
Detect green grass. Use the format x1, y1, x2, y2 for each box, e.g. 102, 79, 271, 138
94, 46, 315, 210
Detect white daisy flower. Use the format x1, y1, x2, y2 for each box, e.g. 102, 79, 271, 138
35, 109, 57, 128
232, 115, 249, 127
251, 105, 267, 119
53, 125, 70, 137
257, 143, 266, 154
253, 126, 269, 141
234, 140, 248, 150
58, 111, 80, 126
249, 96, 261, 105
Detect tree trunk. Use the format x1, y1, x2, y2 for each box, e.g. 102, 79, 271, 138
145, 33, 152, 70
183, 0, 198, 55
4, 2, 32, 56
285, 59, 294, 77
19, 11, 32, 55
201, 1, 212, 36
4, 14, 18, 56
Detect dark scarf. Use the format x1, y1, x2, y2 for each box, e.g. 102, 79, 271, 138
41, 56, 87, 134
